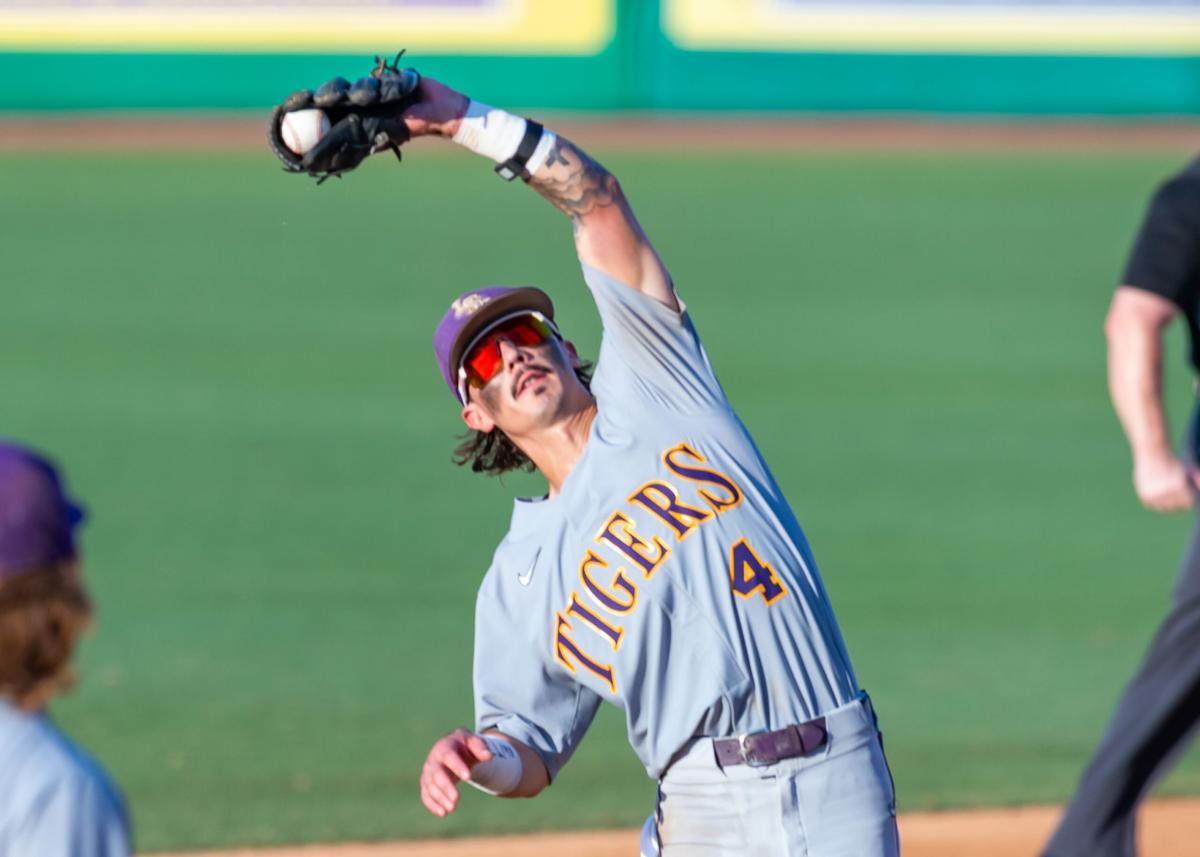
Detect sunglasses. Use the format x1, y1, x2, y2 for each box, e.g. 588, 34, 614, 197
456, 311, 560, 404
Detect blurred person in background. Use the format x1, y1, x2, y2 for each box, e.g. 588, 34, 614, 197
0, 441, 131, 857
1044, 161, 1200, 856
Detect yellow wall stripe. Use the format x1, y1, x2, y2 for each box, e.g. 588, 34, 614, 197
665, 0, 1200, 55
0, 0, 614, 54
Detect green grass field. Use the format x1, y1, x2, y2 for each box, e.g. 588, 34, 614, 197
3, 145, 1199, 851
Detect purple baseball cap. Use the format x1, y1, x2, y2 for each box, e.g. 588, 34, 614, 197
0, 441, 86, 582
433, 285, 556, 404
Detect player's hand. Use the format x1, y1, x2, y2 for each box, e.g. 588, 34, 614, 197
419, 727, 493, 817
1132, 451, 1198, 512
402, 77, 469, 139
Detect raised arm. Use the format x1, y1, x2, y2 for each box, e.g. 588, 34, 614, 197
402, 78, 677, 310
1105, 286, 1194, 511
525, 136, 677, 309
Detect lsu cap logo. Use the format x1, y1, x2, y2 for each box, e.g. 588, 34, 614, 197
451, 293, 491, 319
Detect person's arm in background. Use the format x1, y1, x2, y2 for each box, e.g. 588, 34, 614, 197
1105, 166, 1200, 512
1106, 286, 1195, 511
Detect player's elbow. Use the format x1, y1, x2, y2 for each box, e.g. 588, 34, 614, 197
1103, 304, 1150, 361
1103, 302, 1129, 345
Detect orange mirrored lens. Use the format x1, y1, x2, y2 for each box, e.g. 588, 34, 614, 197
464, 316, 553, 387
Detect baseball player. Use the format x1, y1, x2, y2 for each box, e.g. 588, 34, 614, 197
1043, 160, 1200, 857
0, 441, 131, 857
405, 78, 899, 856
269, 65, 898, 854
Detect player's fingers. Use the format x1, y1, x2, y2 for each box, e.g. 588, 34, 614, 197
423, 769, 459, 814
419, 782, 446, 817
421, 755, 464, 804
434, 783, 460, 815
1147, 489, 1191, 512
1163, 485, 1194, 510
418, 768, 444, 812
423, 781, 457, 817
466, 733, 493, 762
430, 765, 462, 799
433, 745, 473, 781
1139, 479, 1189, 509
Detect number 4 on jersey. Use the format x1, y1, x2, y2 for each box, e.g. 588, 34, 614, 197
729, 539, 787, 604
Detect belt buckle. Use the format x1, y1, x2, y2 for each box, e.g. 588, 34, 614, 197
740, 732, 774, 767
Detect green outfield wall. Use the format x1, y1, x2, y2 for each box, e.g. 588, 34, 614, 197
2, 0, 1200, 115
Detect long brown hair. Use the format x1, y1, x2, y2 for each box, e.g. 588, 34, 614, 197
0, 562, 92, 711
454, 362, 594, 476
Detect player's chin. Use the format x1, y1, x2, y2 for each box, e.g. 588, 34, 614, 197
510, 386, 563, 428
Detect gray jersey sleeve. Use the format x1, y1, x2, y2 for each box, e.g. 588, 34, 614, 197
581, 264, 729, 413
473, 571, 603, 781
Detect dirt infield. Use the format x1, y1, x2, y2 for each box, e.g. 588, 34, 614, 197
3, 113, 1200, 153
149, 798, 1198, 857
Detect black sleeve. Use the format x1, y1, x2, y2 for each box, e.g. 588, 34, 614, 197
1123, 172, 1200, 310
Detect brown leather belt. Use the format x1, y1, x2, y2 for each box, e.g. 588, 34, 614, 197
712, 717, 828, 768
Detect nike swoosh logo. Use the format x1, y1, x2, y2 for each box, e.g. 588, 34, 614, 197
518, 549, 540, 586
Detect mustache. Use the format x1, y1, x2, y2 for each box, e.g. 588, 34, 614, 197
512, 362, 554, 398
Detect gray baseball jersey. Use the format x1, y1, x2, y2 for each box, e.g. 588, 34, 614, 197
474, 264, 860, 780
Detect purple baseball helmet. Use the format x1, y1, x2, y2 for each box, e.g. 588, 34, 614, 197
0, 441, 86, 582
433, 285, 556, 404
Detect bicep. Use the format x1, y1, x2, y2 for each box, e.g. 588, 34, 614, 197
573, 196, 678, 311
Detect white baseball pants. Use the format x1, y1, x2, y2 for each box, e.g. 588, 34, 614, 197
650, 696, 899, 856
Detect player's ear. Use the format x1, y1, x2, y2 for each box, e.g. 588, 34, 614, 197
462, 400, 495, 434
563, 340, 582, 369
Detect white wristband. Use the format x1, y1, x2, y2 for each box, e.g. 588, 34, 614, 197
452, 101, 528, 164
467, 735, 523, 796
524, 129, 557, 176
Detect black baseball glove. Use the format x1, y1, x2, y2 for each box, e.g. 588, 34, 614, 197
268, 53, 422, 183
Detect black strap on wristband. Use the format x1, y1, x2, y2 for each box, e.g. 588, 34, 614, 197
495, 120, 544, 182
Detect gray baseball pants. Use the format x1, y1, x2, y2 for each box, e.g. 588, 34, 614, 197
1044, 510, 1200, 857
652, 695, 899, 856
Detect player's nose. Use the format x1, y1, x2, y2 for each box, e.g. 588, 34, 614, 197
496, 337, 528, 369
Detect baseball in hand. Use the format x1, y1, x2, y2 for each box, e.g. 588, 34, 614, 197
280, 109, 331, 156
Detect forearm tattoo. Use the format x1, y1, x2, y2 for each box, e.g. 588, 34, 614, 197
529, 137, 625, 225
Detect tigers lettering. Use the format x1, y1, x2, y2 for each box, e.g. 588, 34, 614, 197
551, 442, 786, 693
